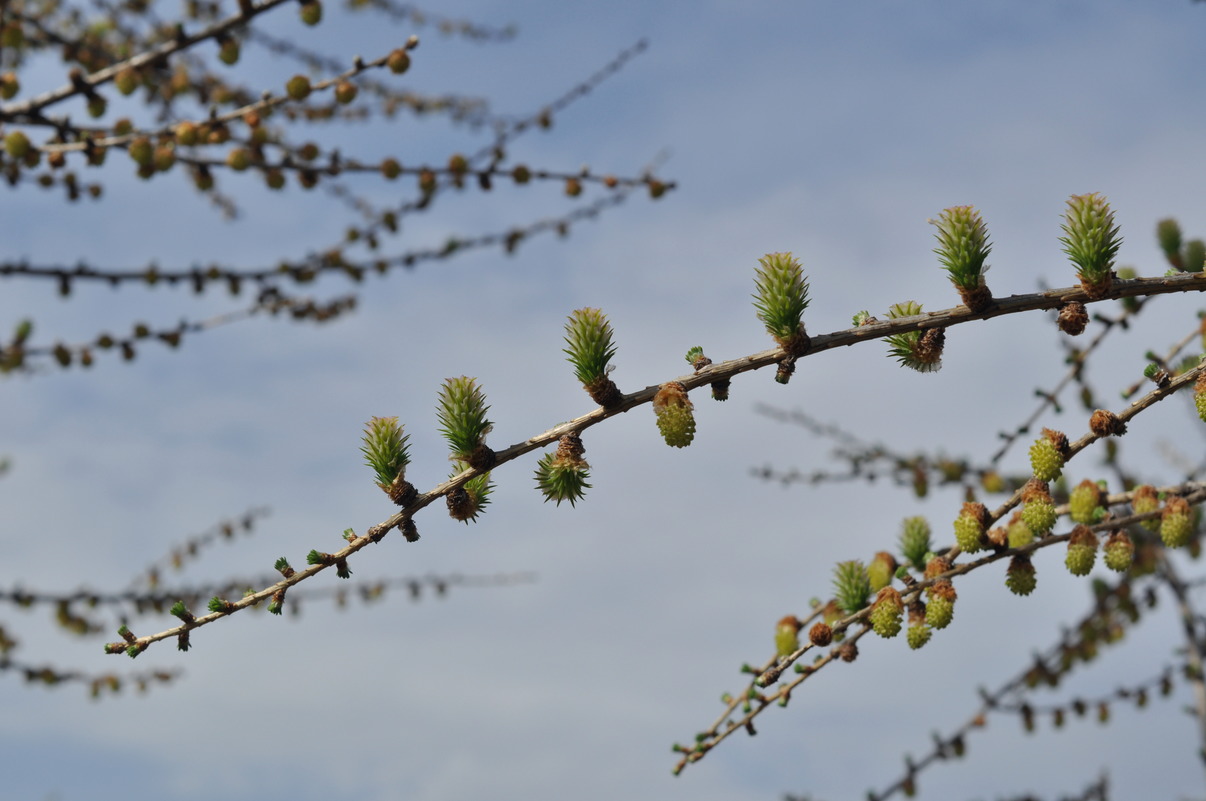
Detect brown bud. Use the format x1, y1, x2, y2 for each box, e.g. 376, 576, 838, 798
1089, 409, 1126, 437
1057, 301, 1089, 335
808, 622, 832, 647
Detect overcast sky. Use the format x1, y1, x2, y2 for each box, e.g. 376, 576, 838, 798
5, 1, 1206, 800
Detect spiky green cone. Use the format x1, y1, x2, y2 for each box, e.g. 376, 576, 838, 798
1161, 496, 1193, 548
907, 623, 932, 650
1060, 193, 1122, 299
1065, 526, 1098, 576
361, 416, 415, 505
931, 205, 993, 312
1195, 374, 1206, 423
436, 377, 495, 469
1104, 531, 1134, 572
832, 560, 871, 614
899, 516, 932, 570
1028, 430, 1066, 481
534, 434, 591, 506
1021, 498, 1056, 535
564, 308, 621, 407
534, 452, 590, 506
953, 502, 987, 553
1132, 485, 1162, 532
753, 252, 811, 356
1007, 512, 1035, 549
1006, 555, 1037, 596
1068, 479, 1105, 524
925, 581, 956, 629
870, 587, 904, 638
775, 616, 801, 657
1157, 218, 1183, 268
446, 460, 493, 523
652, 381, 696, 447
884, 301, 944, 373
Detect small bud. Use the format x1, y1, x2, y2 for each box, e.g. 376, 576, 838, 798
285, 75, 312, 101
114, 68, 139, 96
299, 0, 322, 25
127, 136, 153, 166
418, 168, 436, 194
174, 121, 199, 147
0, 71, 19, 100
4, 130, 30, 159
1057, 301, 1089, 336
774, 615, 801, 657
225, 147, 251, 171
380, 157, 402, 179
1157, 218, 1183, 266
867, 551, 897, 592
218, 38, 240, 65
86, 95, 107, 118
153, 144, 176, 172
1185, 240, 1206, 274
334, 80, 358, 105
1089, 408, 1126, 437
387, 48, 411, 74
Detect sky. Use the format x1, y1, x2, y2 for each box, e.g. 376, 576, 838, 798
4, 1, 1206, 800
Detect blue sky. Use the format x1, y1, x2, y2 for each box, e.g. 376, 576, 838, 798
4, 2, 1206, 800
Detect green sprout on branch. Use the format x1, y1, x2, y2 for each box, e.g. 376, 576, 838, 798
436, 376, 495, 470
564, 308, 622, 407
831, 560, 871, 614
753, 252, 811, 347
753, 252, 810, 383
1060, 192, 1122, 298
361, 416, 415, 505
931, 205, 993, 312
